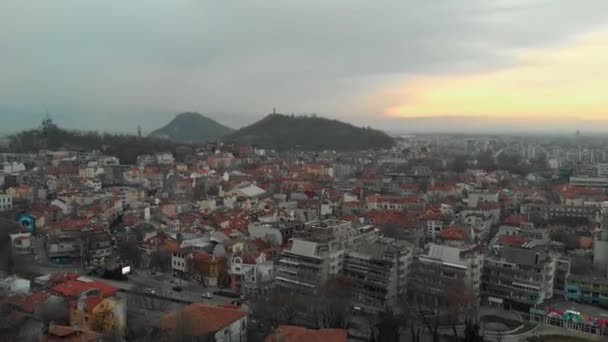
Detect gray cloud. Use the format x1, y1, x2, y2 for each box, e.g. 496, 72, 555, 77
1, 0, 608, 132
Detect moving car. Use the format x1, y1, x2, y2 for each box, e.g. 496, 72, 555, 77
201, 292, 213, 299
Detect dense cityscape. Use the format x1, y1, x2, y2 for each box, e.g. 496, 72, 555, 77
4, 1, 608, 341
2, 118, 608, 341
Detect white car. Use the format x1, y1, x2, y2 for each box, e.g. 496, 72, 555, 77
201, 292, 213, 299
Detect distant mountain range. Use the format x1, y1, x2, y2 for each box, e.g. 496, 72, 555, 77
222, 113, 395, 151
148, 112, 233, 143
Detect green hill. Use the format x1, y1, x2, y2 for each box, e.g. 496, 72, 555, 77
148, 112, 233, 143
223, 114, 395, 151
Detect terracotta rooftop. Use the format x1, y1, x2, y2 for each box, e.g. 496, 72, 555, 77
265, 325, 347, 342
41, 324, 104, 342
52, 279, 118, 299
161, 303, 247, 336
438, 225, 467, 240
497, 235, 529, 247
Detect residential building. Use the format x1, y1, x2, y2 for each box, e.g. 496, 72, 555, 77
570, 176, 608, 187
565, 273, 608, 306
275, 219, 373, 292
275, 238, 343, 292
84, 231, 113, 266
0, 192, 13, 211
467, 191, 498, 208
419, 208, 453, 240
9, 233, 32, 256
483, 244, 557, 312
554, 256, 571, 298
47, 234, 82, 264
160, 303, 248, 342
52, 276, 126, 336
155, 152, 175, 165
365, 194, 419, 211
230, 252, 274, 296
408, 243, 483, 311
343, 239, 413, 313
248, 221, 301, 246
172, 248, 228, 287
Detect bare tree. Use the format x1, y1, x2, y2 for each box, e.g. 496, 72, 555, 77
149, 249, 171, 273
315, 276, 353, 329
117, 240, 141, 267
249, 287, 306, 336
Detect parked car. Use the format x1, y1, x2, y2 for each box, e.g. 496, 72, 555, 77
144, 288, 156, 294
201, 292, 213, 299
172, 286, 183, 292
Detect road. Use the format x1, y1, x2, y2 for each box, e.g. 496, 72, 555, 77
29, 263, 236, 306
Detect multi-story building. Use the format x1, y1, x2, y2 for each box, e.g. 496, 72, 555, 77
365, 194, 417, 211
564, 206, 608, 306
419, 209, 453, 241
522, 204, 597, 222
275, 219, 374, 293
275, 238, 344, 293
483, 244, 556, 312
408, 243, 483, 311
84, 231, 113, 265
9, 233, 32, 255
0, 193, 13, 211
554, 256, 571, 298
230, 252, 274, 296
248, 221, 301, 246
565, 273, 608, 306
343, 239, 413, 314
47, 234, 82, 264
570, 176, 608, 187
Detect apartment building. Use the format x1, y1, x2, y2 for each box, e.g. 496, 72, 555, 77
343, 239, 413, 314
483, 244, 556, 312
0, 193, 12, 211
275, 219, 375, 293
408, 243, 483, 310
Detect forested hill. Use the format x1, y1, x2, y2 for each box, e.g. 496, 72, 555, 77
223, 114, 396, 151
6, 118, 178, 164
148, 112, 233, 143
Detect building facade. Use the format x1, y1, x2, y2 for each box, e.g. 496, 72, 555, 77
343, 239, 413, 313
483, 244, 556, 312
408, 243, 483, 311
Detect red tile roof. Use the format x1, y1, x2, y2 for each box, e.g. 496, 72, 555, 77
52, 279, 118, 299
42, 324, 104, 342
438, 225, 467, 240
265, 325, 347, 342
504, 214, 529, 226
161, 303, 247, 336
497, 235, 528, 247
6, 291, 50, 313
477, 201, 500, 210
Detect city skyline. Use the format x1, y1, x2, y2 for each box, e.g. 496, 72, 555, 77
2, 1, 608, 134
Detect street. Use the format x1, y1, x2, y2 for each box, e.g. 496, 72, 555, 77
29, 262, 236, 306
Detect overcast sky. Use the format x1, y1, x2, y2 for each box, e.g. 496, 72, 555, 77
2, 0, 608, 134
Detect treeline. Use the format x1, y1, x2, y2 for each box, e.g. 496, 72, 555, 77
7, 118, 180, 164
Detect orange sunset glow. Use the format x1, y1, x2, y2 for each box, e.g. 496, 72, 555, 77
384, 30, 608, 123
